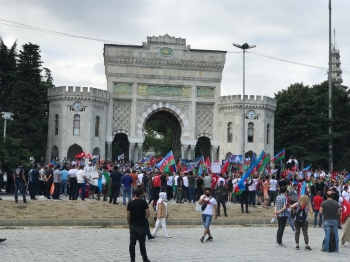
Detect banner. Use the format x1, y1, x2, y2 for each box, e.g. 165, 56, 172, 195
84, 166, 99, 186
180, 157, 203, 170
228, 154, 243, 163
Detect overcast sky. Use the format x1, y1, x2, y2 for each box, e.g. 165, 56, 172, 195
1, 0, 349, 97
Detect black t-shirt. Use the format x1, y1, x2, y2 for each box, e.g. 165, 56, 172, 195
177, 176, 183, 187
14, 167, 25, 183
278, 180, 287, 188
45, 169, 53, 183
316, 182, 325, 192
31, 170, 40, 183
127, 199, 149, 227
196, 178, 204, 191
160, 175, 167, 187
110, 171, 123, 186
142, 175, 149, 187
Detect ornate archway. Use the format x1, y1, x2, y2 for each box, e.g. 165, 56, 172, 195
67, 143, 83, 161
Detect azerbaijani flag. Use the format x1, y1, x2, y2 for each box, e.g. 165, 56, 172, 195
302, 165, 312, 171
117, 154, 124, 160
344, 174, 350, 183
256, 150, 269, 172
272, 149, 285, 163
237, 153, 256, 191
156, 150, 176, 173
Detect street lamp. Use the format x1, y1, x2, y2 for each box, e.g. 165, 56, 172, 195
232, 43, 256, 171
1, 112, 14, 138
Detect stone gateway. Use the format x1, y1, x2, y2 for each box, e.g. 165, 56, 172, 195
46, 34, 276, 163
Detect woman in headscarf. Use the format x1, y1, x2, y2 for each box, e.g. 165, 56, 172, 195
152, 189, 171, 238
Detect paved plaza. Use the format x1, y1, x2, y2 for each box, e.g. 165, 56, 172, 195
0, 226, 347, 261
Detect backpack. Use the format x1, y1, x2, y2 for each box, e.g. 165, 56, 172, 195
295, 203, 307, 223
201, 197, 212, 211
322, 229, 336, 252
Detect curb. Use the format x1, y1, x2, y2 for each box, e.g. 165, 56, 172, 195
0, 218, 272, 227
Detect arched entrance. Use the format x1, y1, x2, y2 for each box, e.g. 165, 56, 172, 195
195, 137, 211, 159
92, 147, 100, 156
144, 110, 182, 159
112, 133, 129, 162
51, 145, 59, 160
67, 143, 83, 160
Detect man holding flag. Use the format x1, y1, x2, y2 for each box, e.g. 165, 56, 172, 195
340, 198, 350, 247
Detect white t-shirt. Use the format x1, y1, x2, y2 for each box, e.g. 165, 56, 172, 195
183, 176, 188, 187
68, 168, 78, 178
174, 175, 179, 186
137, 173, 143, 185
269, 179, 277, 191
342, 191, 349, 202
217, 177, 225, 186
167, 176, 173, 186
202, 196, 217, 215
76, 169, 85, 183
248, 179, 257, 191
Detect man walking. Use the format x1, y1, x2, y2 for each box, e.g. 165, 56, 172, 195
274, 186, 288, 247
127, 188, 151, 262
198, 188, 218, 243
13, 162, 27, 203
122, 169, 133, 206
320, 190, 340, 252
110, 166, 123, 204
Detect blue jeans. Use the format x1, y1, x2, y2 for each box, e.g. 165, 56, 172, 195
14, 182, 27, 203
123, 188, 132, 205
75, 183, 85, 200
286, 209, 295, 231
61, 180, 68, 195
188, 187, 195, 203
323, 220, 339, 251
202, 214, 213, 229
314, 209, 323, 227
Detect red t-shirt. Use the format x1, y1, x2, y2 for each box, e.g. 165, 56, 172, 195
153, 175, 161, 187
313, 195, 323, 210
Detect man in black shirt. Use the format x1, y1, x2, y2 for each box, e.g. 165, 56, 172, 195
13, 162, 27, 203
160, 172, 167, 192
127, 188, 151, 262
44, 165, 54, 199
109, 166, 123, 204
30, 165, 39, 200
196, 174, 204, 201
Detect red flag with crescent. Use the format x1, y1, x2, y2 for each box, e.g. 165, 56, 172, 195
341, 199, 350, 224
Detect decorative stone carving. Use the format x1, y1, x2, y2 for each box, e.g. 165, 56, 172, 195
197, 87, 215, 98
196, 104, 214, 139
137, 101, 190, 121
138, 84, 191, 97
113, 100, 132, 133
114, 83, 132, 95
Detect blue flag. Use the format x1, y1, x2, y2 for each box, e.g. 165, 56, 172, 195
238, 152, 257, 191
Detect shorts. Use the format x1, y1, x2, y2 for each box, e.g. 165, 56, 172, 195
256, 191, 262, 197
202, 214, 213, 229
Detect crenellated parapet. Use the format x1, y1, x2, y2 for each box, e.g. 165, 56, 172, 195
48, 86, 110, 104
219, 95, 277, 111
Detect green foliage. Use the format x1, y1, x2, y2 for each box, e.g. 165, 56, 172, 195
143, 120, 173, 157
0, 137, 31, 170
0, 40, 51, 164
274, 81, 350, 170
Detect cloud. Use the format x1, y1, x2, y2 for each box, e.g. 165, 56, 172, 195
1, 0, 349, 96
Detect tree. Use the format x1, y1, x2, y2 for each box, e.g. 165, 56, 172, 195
0, 137, 31, 171
143, 120, 173, 157
274, 81, 350, 170
6, 43, 50, 159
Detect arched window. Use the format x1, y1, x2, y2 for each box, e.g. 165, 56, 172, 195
267, 124, 270, 144
54, 114, 59, 135
73, 114, 80, 136
227, 122, 233, 143
248, 122, 254, 142
95, 116, 100, 137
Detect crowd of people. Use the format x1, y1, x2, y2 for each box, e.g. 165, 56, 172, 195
1, 155, 350, 259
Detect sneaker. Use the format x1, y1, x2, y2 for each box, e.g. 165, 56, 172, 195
206, 236, 213, 242
295, 246, 300, 250
200, 237, 204, 243
166, 235, 172, 238
276, 243, 287, 247
0, 238, 6, 243
305, 246, 312, 251
313, 225, 316, 228
318, 225, 323, 228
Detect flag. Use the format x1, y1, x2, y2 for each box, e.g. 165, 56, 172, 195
211, 174, 219, 189
302, 165, 312, 171
176, 159, 182, 172
344, 174, 350, 183
256, 151, 269, 172
117, 154, 124, 160
205, 157, 211, 173
272, 149, 285, 163
341, 199, 350, 224
300, 181, 307, 196
156, 150, 176, 173
238, 153, 256, 191
75, 152, 85, 159
221, 160, 229, 174
198, 164, 203, 176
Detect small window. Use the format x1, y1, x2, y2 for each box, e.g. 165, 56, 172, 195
267, 124, 270, 144
248, 122, 254, 142
54, 114, 59, 135
95, 116, 100, 137
227, 122, 233, 143
73, 114, 80, 136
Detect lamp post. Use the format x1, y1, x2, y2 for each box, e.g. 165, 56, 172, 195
328, 0, 333, 171
232, 43, 256, 171
1, 112, 14, 138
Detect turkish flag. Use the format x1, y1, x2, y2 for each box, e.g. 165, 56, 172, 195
341, 199, 350, 224
211, 174, 219, 189
221, 161, 229, 174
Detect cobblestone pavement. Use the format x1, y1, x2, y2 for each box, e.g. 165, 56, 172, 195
0, 225, 348, 262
